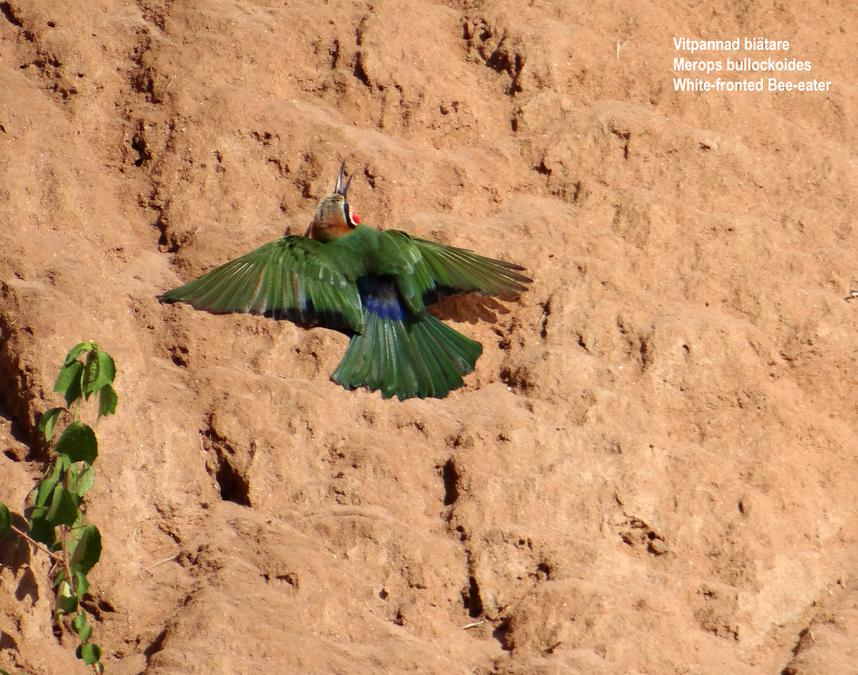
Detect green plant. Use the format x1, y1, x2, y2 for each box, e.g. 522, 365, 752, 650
0, 341, 118, 673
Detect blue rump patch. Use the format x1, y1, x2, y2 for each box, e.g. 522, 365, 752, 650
358, 277, 405, 321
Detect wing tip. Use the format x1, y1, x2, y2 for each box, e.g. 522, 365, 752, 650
158, 289, 183, 304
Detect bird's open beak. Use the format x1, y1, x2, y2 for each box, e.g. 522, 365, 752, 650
335, 161, 353, 197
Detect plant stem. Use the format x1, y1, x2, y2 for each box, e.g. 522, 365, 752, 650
59, 525, 76, 597
59, 461, 77, 597
10, 524, 63, 563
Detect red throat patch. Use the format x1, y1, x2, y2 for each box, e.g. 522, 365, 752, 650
352, 213, 362, 224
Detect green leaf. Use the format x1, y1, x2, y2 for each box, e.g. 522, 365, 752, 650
56, 594, 78, 613
54, 421, 98, 464
82, 353, 98, 400
72, 611, 86, 631
54, 361, 84, 406
78, 622, 93, 642
70, 465, 95, 498
55, 579, 78, 613
29, 505, 47, 521
82, 349, 116, 399
66, 464, 80, 497
28, 511, 55, 547
35, 459, 65, 507
98, 383, 118, 418
35, 478, 55, 508
98, 350, 116, 383
66, 465, 87, 506
68, 525, 101, 574
63, 341, 95, 367
0, 503, 10, 536
52, 568, 66, 588
78, 642, 102, 665
38, 407, 65, 442
73, 570, 89, 600
72, 611, 92, 642
45, 485, 77, 527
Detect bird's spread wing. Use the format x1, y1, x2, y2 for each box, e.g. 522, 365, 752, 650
160, 236, 364, 331
376, 230, 532, 312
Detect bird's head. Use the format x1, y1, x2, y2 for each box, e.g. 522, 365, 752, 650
305, 162, 362, 241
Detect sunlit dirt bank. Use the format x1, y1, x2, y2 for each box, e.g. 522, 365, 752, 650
1, 1, 857, 673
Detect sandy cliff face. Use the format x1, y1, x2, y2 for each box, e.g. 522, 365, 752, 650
1, 1, 857, 673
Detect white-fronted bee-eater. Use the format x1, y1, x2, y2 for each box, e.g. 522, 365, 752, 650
160, 163, 531, 400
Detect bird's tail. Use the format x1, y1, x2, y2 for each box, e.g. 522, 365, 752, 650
331, 308, 483, 400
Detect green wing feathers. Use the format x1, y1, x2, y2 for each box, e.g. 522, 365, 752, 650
376, 230, 531, 313
332, 311, 483, 400
160, 236, 364, 331
160, 225, 530, 399
412, 235, 531, 297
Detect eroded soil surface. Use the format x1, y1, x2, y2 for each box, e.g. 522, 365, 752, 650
1, 1, 857, 673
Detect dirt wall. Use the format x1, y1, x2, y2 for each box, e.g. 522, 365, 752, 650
1, 1, 857, 673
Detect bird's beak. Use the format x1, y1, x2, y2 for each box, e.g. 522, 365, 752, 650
335, 161, 353, 197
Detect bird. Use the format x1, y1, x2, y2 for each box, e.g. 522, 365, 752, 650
160, 162, 531, 400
